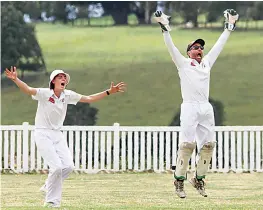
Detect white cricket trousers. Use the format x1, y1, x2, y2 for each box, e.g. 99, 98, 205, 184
34, 129, 74, 206
179, 102, 216, 151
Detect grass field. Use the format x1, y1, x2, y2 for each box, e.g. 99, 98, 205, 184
1, 173, 263, 209
2, 24, 263, 126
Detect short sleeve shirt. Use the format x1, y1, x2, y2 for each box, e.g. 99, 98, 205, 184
32, 88, 82, 130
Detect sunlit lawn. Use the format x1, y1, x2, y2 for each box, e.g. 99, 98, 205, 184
1, 172, 263, 210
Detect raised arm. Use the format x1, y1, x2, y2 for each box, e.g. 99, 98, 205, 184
5, 66, 37, 95
79, 82, 126, 103
205, 9, 239, 67
163, 32, 186, 68
154, 11, 186, 68
205, 30, 231, 67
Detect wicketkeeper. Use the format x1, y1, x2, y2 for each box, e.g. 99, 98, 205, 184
154, 9, 239, 198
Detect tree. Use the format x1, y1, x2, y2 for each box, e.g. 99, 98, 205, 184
250, 2, 263, 21
206, 1, 238, 24
170, 1, 209, 28
19, 1, 42, 20
130, 1, 157, 24
64, 103, 98, 126
52, 2, 68, 24
71, 1, 157, 26
1, 2, 46, 77
100, 1, 130, 25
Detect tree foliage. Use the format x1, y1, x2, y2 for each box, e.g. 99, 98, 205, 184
1, 2, 46, 77
11, 1, 263, 28
101, 1, 130, 25
75, 1, 157, 25
250, 2, 263, 20
52, 2, 68, 24
206, 1, 238, 23
64, 103, 98, 126
130, 1, 157, 24
170, 1, 209, 27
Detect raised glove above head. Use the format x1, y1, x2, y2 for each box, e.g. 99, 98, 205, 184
224, 9, 239, 31
154, 10, 172, 32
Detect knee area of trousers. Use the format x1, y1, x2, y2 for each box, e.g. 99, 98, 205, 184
177, 142, 196, 158
179, 142, 197, 151
202, 142, 216, 151
52, 167, 63, 175
65, 165, 75, 173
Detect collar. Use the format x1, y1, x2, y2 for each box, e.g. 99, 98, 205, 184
188, 58, 203, 66
49, 89, 69, 99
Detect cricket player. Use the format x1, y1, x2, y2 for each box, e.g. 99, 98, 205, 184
5, 67, 127, 208
154, 9, 239, 198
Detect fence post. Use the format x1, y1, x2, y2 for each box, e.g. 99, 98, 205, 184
4, 130, 9, 169
113, 123, 120, 171
0, 129, 2, 172
22, 122, 29, 173
249, 131, 255, 172
256, 131, 261, 172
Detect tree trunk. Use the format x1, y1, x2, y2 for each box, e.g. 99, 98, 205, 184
145, 1, 150, 24
87, 17, 90, 26
193, 14, 198, 28
137, 17, 146, 25
111, 9, 128, 25
135, 8, 146, 24
245, 19, 249, 31
21, 70, 24, 79
185, 12, 198, 28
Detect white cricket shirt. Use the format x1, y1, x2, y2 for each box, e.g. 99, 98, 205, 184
163, 30, 231, 103
32, 88, 82, 130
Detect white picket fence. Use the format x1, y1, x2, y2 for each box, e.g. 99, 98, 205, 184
1, 122, 263, 173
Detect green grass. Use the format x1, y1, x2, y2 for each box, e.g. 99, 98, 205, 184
1, 173, 263, 209
2, 24, 263, 126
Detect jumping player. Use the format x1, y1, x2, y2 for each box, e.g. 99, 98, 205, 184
5, 67, 127, 207
154, 9, 239, 198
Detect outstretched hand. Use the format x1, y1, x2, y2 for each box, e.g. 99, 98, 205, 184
109, 82, 127, 94
5, 66, 18, 81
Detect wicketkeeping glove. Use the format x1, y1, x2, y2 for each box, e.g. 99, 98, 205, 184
154, 11, 171, 32
224, 9, 239, 31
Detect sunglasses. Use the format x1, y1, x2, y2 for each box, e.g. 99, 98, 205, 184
190, 46, 204, 50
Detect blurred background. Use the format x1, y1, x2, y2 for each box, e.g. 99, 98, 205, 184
1, 1, 263, 127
